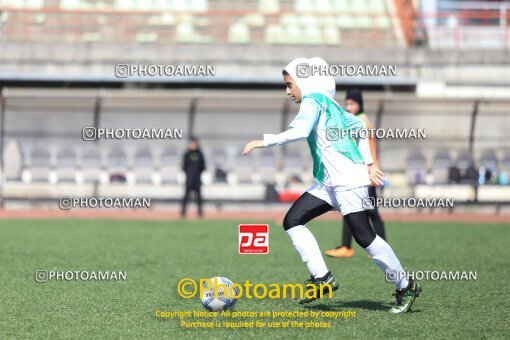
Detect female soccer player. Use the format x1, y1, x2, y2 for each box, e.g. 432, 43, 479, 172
242, 57, 421, 313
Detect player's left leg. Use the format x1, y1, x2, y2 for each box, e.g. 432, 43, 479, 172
282, 186, 339, 304
339, 186, 422, 313
283, 192, 333, 279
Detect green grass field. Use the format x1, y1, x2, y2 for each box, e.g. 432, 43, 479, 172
1, 218, 509, 339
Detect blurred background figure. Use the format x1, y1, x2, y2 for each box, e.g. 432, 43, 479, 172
180, 137, 206, 218
325, 89, 386, 258
448, 163, 462, 184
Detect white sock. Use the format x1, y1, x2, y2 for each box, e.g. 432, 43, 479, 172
286, 225, 329, 279
365, 235, 409, 289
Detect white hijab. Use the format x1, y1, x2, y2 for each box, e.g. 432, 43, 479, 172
283, 57, 336, 98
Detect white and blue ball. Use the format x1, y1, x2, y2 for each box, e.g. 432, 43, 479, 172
200, 277, 238, 312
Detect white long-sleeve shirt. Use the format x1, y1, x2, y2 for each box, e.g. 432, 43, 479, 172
263, 97, 372, 191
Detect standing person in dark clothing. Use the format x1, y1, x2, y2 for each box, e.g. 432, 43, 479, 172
325, 89, 387, 258
180, 137, 206, 218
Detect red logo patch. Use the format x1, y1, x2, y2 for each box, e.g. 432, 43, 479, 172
238, 224, 269, 254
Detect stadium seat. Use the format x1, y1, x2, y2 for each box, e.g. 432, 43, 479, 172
406, 150, 427, 185
147, 13, 176, 26
324, 25, 341, 45
172, 0, 189, 11
0, 11, 7, 26
107, 147, 128, 182
135, 32, 159, 43
133, 148, 155, 184
233, 153, 255, 183
178, 26, 212, 43
282, 151, 304, 183
368, 0, 386, 13
96, 1, 112, 10
160, 148, 181, 184
161, 13, 176, 25
29, 145, 52, 183
299, 15, 318, 28
210, 149, 229, 183
82, 33, 102, 43
479, 149, 498, 170
337, 16, 355, 29
315, 0, 332, 12
176, 24, 196, 43
258, 0, 279, 14
114, 0, 135, 10
258, 149, 278, 183
455, 149, 479, 184
32, 13, 46, 25
26, 0, 44, 9
284, 26, 302, 45
97, 15, 108, 26
265, 24, 284, 44
171, 0, 208, 12
135, 0, 155, 11
355, 16, 373, 29
303, 26, 323, 44
190, 0, 208, 12
228, 22, 251, 44
60, 0, 82, 9
375, 16, 391, 29
332, 0, 348, 11
153, 0, 172, 10
456, 149, 474, 174
56, 148, 77, 183
349, 0, 365, 12
294, 0, 313, 13
280, 14, 299, 27
80, 0, 96, 9
81, 148, 102, 184
148, 15, 167, 26
3, 140, 23, 182
242, 13, 265, 27
432, 149, 452, 184
320, 16, 337, 28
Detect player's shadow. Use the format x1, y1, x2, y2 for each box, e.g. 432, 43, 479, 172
305, 299, 391, 311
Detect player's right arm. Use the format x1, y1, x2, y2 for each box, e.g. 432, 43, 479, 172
262, 98, 320, 147
242, 98, 320, 154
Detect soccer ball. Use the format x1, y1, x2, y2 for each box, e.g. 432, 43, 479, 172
200, 277, 238, 312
